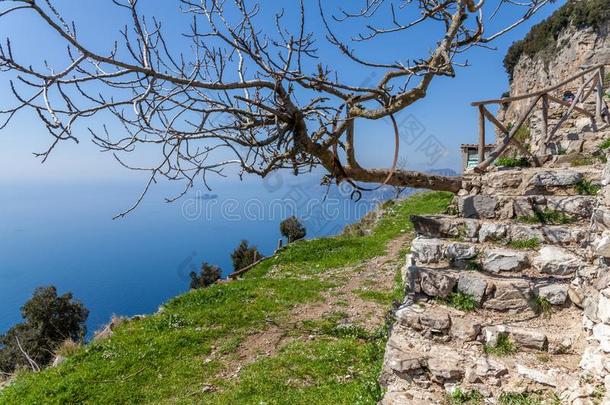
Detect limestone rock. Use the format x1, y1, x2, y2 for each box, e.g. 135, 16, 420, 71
409, 266, 457, 297
396, 305, 451, 335
457, 273, 488, 304
479, 223, 506, 242
579, 346, 608, 378
465, 357, 508, 384
446, 242, 478, 261
410, 215, 458, 239
449, 316, 481, 341
516, 364, 559, 387
592, 208, 610, 232
597, 289, 610, 324
537, 284, 569, 305
382, 333, 423, 375
411, 237, 445, 264
459, 195, 498, 219
427, 346, 464, 382
594, 232, 610, 258
532, 246, 584, 276
508, 327, 548, 351
509, 225, 544, 243
482, 249, 528, 273
592, 323, 610, 353
528, 170, 582, 187
484, 279, 532, 311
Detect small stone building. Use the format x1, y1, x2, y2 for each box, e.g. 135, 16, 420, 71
460, 144, 495, 171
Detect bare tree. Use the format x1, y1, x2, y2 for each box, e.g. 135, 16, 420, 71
0, 0, 552, 217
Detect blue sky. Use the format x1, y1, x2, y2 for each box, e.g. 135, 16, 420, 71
0, 0, 564, 187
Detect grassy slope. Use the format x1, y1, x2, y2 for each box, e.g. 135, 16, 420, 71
0, 191, 453, 405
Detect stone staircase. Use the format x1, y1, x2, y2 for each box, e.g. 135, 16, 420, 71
379, 129, 610, 403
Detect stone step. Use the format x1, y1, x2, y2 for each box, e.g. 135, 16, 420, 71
456, 194, 596, 221
410, 237, 588, 277
395, 302, 553, 352
381, 301, 583, 403
406, 261, 572, 312
464, 167, 601, 197
410, 214, 588, 246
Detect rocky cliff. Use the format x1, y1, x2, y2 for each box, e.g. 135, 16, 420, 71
498, 0, 610, 156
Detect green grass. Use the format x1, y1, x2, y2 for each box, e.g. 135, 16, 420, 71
534, 296, 553, 318
449, 387, 484, 404
438, 292, 478, 312
497, 391, 561, 405
355, 289, 395, 305
570, 156, 595, 167
598, 139, 610, 150
496, 156, 530, 168
484, 335, 516, 357
463, 258, 481, 271
507, 238, 541, 250
0, 191, 453, 405
516, 209, 575, 225
576, 179, 601, 196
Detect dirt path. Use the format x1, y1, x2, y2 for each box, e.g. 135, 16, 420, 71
214, 232, 413, 381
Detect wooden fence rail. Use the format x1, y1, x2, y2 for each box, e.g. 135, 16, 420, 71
472, 63, 610, 173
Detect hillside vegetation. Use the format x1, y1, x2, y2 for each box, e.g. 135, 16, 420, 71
0, 192, 453, 405
504, 0, 610, 80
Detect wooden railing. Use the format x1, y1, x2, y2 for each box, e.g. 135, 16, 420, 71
471, 63, 610, 173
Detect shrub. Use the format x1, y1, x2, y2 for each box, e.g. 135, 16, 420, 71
280, 216, 306, 243
484, 335, 516, 357
496, 156, 530, 168
576, 179, 601, 196
450, 387, 484, 404
230, 240, 262, 271
438, 292, 477, 312
189, 262, 222, 289
507, 238, 541, 250
0, 286, 88, 374
516, 209, 574, 225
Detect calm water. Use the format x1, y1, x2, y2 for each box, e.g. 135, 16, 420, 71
0, 176, 391, 336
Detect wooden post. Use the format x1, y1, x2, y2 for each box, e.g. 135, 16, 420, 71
597, 66, 605, 123
276, 238, 283, 251
541, 94, 549, 148
478, 105, 485, 163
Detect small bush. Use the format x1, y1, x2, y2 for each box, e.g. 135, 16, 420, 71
534, 296, 553, 318
575, 179, 601, 196
0, 286, 89, 374
438, 292, 477, 312
507, 238, 541, 250
449, 387, 484, 404
484, 335, 516, 357
189, 262, 222, 289
230, 240, 262, 271
516, 209, 574, 225
496, 156, 530, 168
280, 216, 307, 243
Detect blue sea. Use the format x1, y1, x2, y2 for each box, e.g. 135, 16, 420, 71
0, 175, 395, 336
